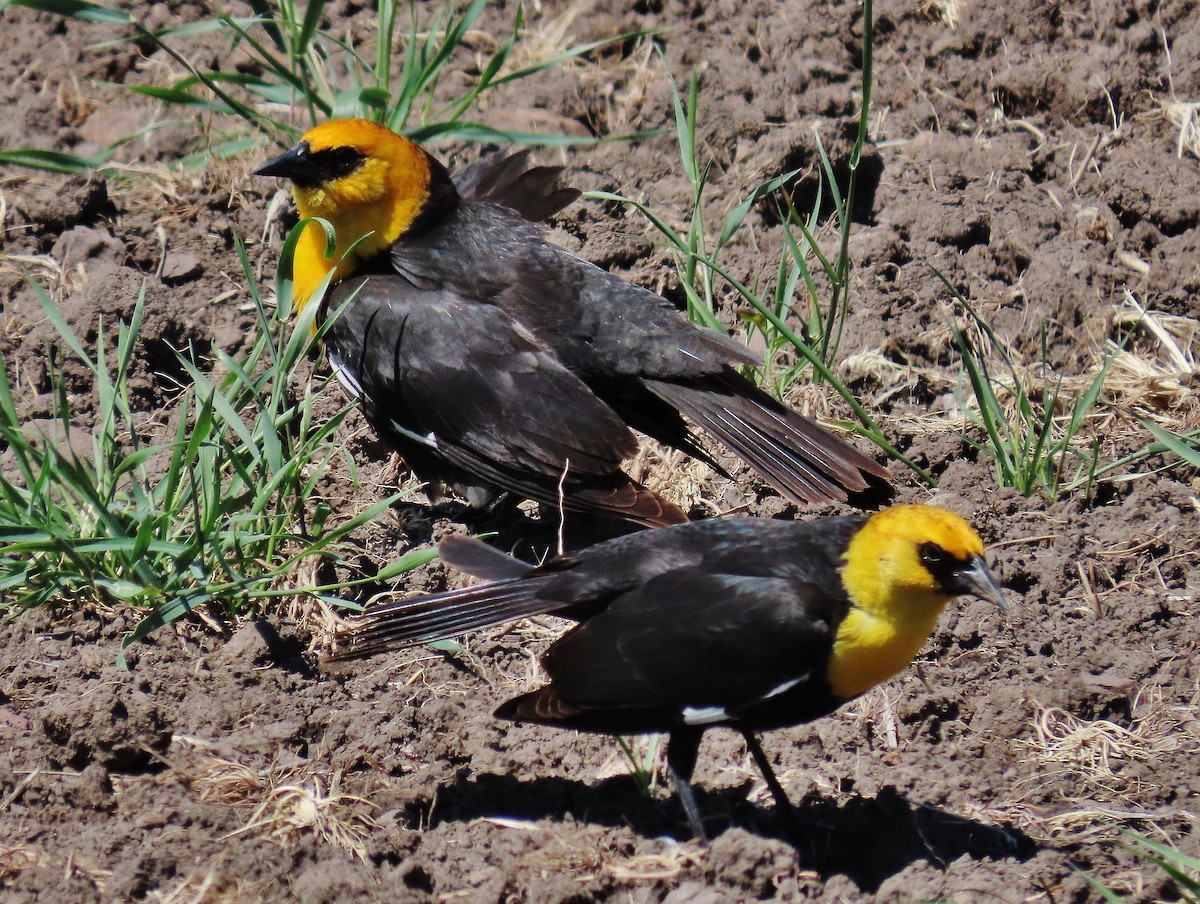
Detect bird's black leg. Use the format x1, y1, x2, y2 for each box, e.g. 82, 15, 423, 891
741, 730, 800, 835
666, 727, 707, 843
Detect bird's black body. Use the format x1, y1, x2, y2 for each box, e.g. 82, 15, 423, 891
315, 150, 887, 524
334, 516, 862, 735
332, 515, 862, 840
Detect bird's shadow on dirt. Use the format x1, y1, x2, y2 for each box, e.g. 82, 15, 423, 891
418, 772, 1036, 892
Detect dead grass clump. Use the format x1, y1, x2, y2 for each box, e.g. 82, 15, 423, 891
1157, 98, 1200, 159
0, 844, 112, 892
632, 441, 724, 516
229, 774, 378, 860
1108, 291, 1200, 430
170, 737, 379, 862
1017, 684, 1200, 806
984, 682, 1200, 845
516, 826, 704, 881
151, 867, 267, 904
0, 845, 48, 879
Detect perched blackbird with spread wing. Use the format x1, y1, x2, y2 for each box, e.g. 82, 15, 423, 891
327, 504, 1008, 839
255, 119, 889, 526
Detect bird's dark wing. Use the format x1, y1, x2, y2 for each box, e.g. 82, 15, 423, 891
324, 274, 637, 477
452, 150, 581, 222
391, 204, 759, 378
389, 205, 887, 504
327, 517, 860, 666
323, 275, 685, 524
530, 569, 842, 720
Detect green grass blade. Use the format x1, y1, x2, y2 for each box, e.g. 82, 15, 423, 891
0, 148, 114, 174
5, 0, 133, 24
1144, 423, 1200, 468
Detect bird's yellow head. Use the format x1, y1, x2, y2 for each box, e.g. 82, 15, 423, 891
828, 504, 1006, 699
255, 118, 434, 311
841, 504, 1006, 618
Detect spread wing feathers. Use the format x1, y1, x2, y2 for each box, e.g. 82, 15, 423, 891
452, 150, 581, 222
498, 570, 837, 726
645, 371, 890, 504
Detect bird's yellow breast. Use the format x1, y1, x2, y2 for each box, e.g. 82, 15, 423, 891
825, 603, 945, 700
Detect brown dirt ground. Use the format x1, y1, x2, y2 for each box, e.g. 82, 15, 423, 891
2, 0, 1199, 901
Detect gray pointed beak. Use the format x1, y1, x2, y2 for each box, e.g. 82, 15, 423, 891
254, 142, 318, 182
957, 554, 1009, 611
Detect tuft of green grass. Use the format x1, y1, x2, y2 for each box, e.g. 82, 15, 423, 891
945, 294, 1114, 502
4, 0, 654, 170
615, 734, 663, 798
0, 222, 434, 665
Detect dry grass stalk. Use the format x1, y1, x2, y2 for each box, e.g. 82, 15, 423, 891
1159, 98, 1200, 159
151, 867, 264, 904
0, 845, 48, 879
519, 826, 703, 881
982, 800, 1181, 844
0, 843, 112, 891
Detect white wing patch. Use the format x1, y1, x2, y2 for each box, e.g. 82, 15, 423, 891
329, 354, 439, 449
763, 676, 804, 699
387, 420, 439, 449
681, 705, 730, 726
680, 674, 807, 727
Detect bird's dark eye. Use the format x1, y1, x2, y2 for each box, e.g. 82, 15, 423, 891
919, 542, 947, 567
310, 145, 366, 179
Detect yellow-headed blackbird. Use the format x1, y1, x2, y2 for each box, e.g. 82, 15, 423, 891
254, 119, 889, 526
328, 504, 1007, 839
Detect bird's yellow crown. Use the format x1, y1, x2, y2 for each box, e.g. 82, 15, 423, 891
286, 119, 433, 311
828, 504, 988, 699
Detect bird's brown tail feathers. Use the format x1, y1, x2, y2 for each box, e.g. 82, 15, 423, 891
646, 371, 889, 505
561, 480, 688, 527
495, 687, 581, 723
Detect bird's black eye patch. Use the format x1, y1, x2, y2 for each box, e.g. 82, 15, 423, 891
308, 145, 367, 180
919, 542, 946, 567
919, 541, 970, 590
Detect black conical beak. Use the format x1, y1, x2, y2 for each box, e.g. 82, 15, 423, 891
957, 554, 1009, 611
253, 142, 318, 183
